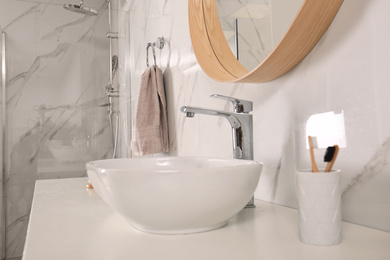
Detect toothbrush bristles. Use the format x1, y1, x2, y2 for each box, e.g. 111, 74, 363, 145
324, 146, 336, 162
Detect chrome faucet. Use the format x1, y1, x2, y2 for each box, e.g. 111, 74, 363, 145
180, 94, 255, 208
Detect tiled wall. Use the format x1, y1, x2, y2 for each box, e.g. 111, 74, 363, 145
0, 0, 113, 257
125, 0, 390, 233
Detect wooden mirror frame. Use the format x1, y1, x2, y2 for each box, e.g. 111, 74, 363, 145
189, 0, 343, 83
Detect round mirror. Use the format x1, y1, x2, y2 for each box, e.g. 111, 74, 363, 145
189, 0, 343, 83
217, 0, 304, 71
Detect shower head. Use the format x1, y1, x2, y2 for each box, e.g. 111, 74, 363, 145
63, 1, 98, 16
106, 55, 119, 90
112, 55, 118, 79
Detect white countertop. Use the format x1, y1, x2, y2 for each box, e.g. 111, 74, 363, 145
23, 178, 390, 260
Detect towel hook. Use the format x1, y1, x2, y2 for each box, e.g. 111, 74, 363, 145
146, 43, 156, 67
146, 37, 165, 68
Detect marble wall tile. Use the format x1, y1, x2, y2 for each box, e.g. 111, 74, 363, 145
1, 0, 112, 257
124, 0, 390, 233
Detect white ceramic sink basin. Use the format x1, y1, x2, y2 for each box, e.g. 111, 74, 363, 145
86, 157, 262, 234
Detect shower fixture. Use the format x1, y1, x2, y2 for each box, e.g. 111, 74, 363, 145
107, 32, 119, 39
104, 54, 120, 158
63, 0, 120, 158
63, 0, 98, 16
100, 0, 120, 159
105, 55, 118, 92
111, 55, 118, 84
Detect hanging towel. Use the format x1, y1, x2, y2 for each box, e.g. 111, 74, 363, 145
131, 66, 169, 155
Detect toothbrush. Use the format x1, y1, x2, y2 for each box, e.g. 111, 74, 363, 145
308, 136, 319, 172
324, 145, 339, 172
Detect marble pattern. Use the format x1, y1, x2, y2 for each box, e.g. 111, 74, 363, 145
216, 0, 273, 71
124, 0, 390, 235
1, 0, 113, 257
0, 0, 390, 258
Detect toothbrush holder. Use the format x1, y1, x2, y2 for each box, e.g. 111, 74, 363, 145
296, 169, 342, 246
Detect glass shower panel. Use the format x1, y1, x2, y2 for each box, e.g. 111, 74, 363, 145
118, 0, 132, 157
0, 28, 5, 260
1, 29, 3, 178
33, 2, 112, 179
1, 1, 112, 257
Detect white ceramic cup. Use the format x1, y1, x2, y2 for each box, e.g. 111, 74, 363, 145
296, 169, 341, 246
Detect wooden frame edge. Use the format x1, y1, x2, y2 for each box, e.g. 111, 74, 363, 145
190, 0, 344, 83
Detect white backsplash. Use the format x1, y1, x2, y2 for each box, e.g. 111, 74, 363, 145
125, 0, 390, 233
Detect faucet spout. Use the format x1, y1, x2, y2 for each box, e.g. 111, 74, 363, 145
180, 106, 253, 160
181, 106, 241, 129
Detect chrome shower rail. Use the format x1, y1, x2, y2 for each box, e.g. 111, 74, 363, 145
106, 0, 120, 158
1, 30, 6, 172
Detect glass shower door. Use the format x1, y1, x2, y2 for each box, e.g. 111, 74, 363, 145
0, 27, 6, 260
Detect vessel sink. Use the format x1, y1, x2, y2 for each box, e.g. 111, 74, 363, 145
86, 157, 262, 234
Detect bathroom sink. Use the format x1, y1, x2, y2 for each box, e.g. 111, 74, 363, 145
86, 157, 262, 234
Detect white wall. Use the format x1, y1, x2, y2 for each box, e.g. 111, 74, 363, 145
125, 0, 390, 232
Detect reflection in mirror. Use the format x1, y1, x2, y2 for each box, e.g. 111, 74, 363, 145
217, 0, 303, 71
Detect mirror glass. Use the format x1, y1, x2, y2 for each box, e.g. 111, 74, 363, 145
217, 0, 304, 71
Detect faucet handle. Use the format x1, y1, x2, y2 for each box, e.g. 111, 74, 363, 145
210, 94, 253, 113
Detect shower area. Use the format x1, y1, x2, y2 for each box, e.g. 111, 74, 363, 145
0, 0, 130, 259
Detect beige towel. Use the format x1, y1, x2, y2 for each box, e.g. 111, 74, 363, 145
131, 66, 169, 155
